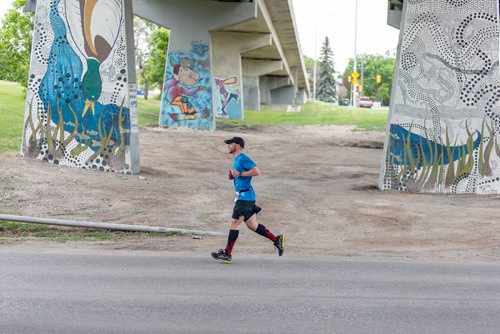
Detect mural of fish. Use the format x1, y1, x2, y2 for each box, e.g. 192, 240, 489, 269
389, 124, 481, 167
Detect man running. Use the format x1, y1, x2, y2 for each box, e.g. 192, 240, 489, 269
211, 136, 284, 263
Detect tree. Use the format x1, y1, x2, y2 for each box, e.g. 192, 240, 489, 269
343, 54, 395, 106
134, 17, 153, 99
0, 0, 34, 87
316, 36, 336, 102
145, 27, 169, 92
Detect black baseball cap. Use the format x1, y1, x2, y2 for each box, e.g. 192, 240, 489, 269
224, 136, 245, 148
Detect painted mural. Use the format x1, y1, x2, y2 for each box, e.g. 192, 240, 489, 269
22, 0, 135, 173
380, 0, 500, 194
214, 76, 242, 119
160, 42, 214, 130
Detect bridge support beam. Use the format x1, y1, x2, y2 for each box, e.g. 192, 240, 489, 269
259, 67, 299, 106
22, 0, 140, 173
241, 59, 283, 111
380, 0, 500, 194
212, 32, 272, 119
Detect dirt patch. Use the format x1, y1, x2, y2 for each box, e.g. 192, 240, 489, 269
1, 124, 500, 261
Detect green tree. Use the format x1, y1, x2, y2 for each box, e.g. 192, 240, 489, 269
0, 0, 34, 87
316, 36, 336, 102
145, 28, 169, 91
343, 54, 395, 106
134, 16, 154, 99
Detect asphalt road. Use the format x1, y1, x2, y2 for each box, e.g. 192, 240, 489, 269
1, 252, 500, 333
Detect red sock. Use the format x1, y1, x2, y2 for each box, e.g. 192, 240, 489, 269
255, 224, 277, 242
225, 229, 239, 256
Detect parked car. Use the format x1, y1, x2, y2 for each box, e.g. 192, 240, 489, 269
356, 96, 373, 108
339, 99, 350, 106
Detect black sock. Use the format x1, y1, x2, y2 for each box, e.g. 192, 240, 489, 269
225, 229, 239, 256
255, 224, 277, 242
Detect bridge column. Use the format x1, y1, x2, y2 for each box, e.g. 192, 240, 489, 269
211, 32, 272, 119
133, 0, 255, 130
271, 67, 299, 105
380, 0, 500, 194
241, 60, 283, 111
259, 76, 291, 106
22, 0, 140, 173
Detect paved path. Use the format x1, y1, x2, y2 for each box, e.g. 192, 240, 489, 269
1, 252, 500, 333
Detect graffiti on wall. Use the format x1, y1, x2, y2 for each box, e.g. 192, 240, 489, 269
214, 76, 242, 119
381, 0, 500, 193
160, 42, 213, 130
22, 0, 134, 173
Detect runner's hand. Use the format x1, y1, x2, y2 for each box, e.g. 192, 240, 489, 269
230, 169, 240, 178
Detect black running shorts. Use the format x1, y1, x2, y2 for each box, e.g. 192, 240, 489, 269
232, 200, 261, 222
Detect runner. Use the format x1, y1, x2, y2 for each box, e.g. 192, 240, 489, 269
211, 136, 284, 263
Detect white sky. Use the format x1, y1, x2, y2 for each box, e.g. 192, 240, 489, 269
0, 1, 10, 22
292, 0, 400, 72
0, 0, 400, 73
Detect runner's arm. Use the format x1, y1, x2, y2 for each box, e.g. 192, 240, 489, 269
239, 166, 260, 177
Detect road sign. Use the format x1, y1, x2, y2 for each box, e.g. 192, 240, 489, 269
352, 77, 359, 85
376, 74, 382, 84
351, 71, 359, 79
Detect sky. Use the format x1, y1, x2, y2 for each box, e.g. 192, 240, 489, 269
0, 0, 400, 73
292, 0, 400, 72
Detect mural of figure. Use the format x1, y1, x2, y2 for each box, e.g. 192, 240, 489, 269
214, 76, 241, 119
160, 42, 213, 130
65, 0, 123, 117
163, 59, 207, 119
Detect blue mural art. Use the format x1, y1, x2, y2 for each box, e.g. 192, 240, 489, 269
380, 0, 500, 193
23, 0, 133, 172
214, 76, 242, 119
160, 42, 213, 130
389, 124, 481, 167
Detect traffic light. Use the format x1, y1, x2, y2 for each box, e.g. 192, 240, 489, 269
357, 85, 363, 92
351, 71, 360, 85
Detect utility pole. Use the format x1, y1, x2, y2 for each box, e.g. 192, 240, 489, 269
360, 54, 365, 96
351, 0, 358, 107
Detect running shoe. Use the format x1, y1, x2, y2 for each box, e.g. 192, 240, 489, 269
211, 249, 232, 263
274, 234, 285, 256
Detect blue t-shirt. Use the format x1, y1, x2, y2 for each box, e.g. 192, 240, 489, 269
233, 153, 256, 201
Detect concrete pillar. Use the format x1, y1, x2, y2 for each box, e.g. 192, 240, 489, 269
211, 32, 272, 119
242, 59, 283, 111
296, 89, 308, 104
22, 0, 140, 173
380, 0, 500, 194
270, 67, 298, 105
260, 76, 291, 105
133, 0, 255, 130
270, 86, 296, 105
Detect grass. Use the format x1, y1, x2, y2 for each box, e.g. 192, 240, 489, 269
218, 102, 388, 131
0, 221, 183, 242
0, 81, 27, 152
137, 95, 162, 126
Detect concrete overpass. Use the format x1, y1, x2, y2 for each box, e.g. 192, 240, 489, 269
132, 0, 309, 128
22, 0, 308, 174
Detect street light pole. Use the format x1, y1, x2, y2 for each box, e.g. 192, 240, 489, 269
351, 0, 358, 107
